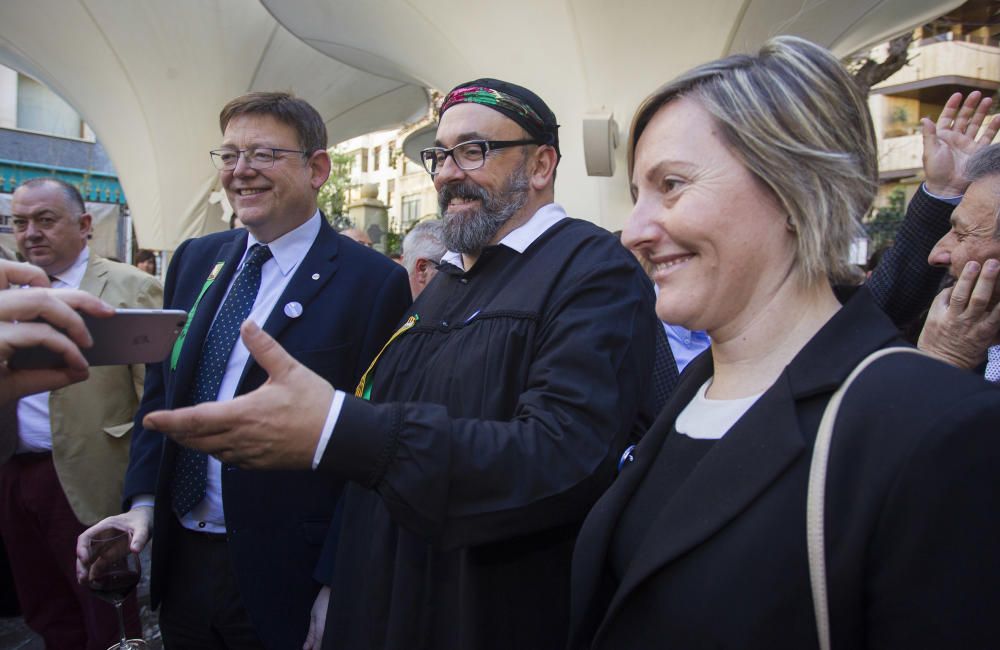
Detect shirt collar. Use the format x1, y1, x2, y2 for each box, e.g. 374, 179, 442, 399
244, 210, 321, 276
440, 202, 567, 269
49, 246, 90, 289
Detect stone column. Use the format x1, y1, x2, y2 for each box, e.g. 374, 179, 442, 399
347, 183, 389, 253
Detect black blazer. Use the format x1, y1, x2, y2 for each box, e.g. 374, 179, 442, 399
124, 219, 410, 648
569, 288, 1000, 649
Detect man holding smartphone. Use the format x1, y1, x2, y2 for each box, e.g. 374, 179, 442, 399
0, 178, 161, 649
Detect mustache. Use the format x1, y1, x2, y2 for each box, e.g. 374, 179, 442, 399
438, 181, 490, 208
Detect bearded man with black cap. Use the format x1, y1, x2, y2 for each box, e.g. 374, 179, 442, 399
141, 78, 662, 650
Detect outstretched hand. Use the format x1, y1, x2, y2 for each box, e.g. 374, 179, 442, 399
143, 321, 333, 469
921, 91, 1000, 196
918, 259, 1000, 369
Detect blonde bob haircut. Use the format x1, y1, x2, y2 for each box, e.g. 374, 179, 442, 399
628, 36, 877, 286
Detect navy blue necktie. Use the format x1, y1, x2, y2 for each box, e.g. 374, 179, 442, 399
171, 244, 273, 516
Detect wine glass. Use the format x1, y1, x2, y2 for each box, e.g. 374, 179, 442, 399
86, 531, 146, 650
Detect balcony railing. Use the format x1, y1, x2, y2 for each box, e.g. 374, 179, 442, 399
875, 40, 1000, 89
0, 158, 126, 204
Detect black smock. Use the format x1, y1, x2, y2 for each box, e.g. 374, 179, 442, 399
318, 216, 661, 650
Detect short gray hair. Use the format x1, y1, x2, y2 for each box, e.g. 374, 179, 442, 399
17, 177, 86, 218
402, 220, 446, 273
966, 143, 1000, 238
628, 35, 877, 286
967, 143, 1000, 184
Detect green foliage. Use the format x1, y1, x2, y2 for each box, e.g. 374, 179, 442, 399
889, 106, 909, 124
318, 149, 355, 230
384, 231, 402, 257
866, 187, 906, 251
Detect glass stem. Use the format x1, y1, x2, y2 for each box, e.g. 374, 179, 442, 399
115, 600, 127, 648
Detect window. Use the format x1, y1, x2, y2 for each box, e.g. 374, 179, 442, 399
359, 149, 368, 173
373, 145, 381, 171
16, 74, 84, 139
402, 195, 421, 225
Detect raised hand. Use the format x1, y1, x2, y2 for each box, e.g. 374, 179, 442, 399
921, 91, 1000, 196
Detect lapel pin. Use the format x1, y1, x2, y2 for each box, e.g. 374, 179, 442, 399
311, 273, 320, 280
284, 302, 303, 318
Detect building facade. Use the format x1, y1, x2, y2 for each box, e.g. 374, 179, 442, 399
866, 0, 999, 252
0, 63, 131, 262
337, 117, 438, 244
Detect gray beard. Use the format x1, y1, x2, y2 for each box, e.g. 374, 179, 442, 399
439, 163, 530, 255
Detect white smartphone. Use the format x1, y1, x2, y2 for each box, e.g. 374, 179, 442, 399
8, 308, 188, 370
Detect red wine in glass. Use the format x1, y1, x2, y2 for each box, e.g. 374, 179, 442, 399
86, 531, 147, 650
89, 568, 141, 605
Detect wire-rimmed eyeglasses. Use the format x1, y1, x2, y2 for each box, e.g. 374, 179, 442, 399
209, 147, 308, 171
419, 139, 541, 176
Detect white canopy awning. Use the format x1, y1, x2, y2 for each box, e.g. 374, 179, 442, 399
0, 0, 960, 248
0, 0, 428, 250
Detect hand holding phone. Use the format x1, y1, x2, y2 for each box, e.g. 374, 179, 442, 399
7, 308, 188, 370
0, 287, 116, 403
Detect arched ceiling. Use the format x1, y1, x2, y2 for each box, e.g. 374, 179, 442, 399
0, 0, 428, 249
265, 0, 962, 231
1, 0, 961, 248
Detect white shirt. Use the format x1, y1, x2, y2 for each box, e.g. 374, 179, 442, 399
17, 247, 90, 453
134, 212, 321, 533
675, 379, 763, 440
312, 202, 569, 468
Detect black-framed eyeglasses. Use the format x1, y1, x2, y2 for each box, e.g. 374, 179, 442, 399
209, 147, 308, 171
419, 139, 541, 176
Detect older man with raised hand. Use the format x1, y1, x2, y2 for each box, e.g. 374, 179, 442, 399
918, 142, 1000, 372
0, 179, 160, 650
77, 92, 411, 650
141, 78, 662, 650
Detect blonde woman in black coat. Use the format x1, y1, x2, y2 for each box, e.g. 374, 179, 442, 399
569, 36, 1000, 650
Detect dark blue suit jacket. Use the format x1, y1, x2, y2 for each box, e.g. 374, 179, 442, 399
123, 217, 410, 649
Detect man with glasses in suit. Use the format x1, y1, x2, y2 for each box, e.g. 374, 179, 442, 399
77, 92, 410, 649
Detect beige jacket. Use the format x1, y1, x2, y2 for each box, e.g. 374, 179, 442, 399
0, 255, 163, 524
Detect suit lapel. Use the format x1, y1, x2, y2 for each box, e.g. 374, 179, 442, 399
50, 256, 105, 411
78, 255, 108, 299
170, 235, 246, 406
234, 219, 340, 389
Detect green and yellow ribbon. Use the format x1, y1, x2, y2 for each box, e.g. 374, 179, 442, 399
170, 261, 224, 371
355, 314, 419, 400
